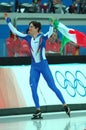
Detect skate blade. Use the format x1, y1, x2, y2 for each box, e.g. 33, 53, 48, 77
69, 112, 70, 117
67, 110, 70, 117
66, 107, 70, 117
31, 116, 43, 120
68, 109, 70, 117
67, 113, 70, 117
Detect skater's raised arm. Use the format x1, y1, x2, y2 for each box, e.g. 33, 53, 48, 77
4, 13, 27, 38
44, 18, 54, 38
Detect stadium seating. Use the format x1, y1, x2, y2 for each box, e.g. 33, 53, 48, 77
0, 0, 13, 12
18, 0, 34, 13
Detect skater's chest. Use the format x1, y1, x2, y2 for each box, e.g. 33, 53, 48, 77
31, 36, 42, 51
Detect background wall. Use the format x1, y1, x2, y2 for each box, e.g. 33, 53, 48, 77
0, 13, 86, 56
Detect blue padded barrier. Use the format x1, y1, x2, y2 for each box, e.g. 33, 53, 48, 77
0, 25, 10, 57
79, 47, 86, 55
17, 25, 29, 33
0, 25, 10, 39
17, 25, 50, 34
0, 39, 7, 57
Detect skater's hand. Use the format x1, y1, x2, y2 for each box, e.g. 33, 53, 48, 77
49, 17, 54, 25
4, 13, 8, 19
4, 13, 11, 23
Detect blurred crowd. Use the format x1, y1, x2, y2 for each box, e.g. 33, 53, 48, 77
6, 30, 79, 57
66, 0, 86, 14
0, 0, 86, 14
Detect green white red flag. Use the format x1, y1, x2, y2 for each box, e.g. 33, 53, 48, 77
54, 20, 86, 48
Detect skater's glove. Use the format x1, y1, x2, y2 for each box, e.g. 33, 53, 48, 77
53, 20, 59, 30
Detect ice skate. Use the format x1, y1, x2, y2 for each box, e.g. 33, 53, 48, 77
64, 105, 70, 117
31, 110, 43, 120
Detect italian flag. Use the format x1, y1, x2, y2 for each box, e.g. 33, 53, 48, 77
54, 20, 86, 50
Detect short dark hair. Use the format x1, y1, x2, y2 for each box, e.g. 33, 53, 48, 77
29, 21, 41, 32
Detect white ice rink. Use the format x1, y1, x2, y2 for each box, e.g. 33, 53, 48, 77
0, 110, 86, 130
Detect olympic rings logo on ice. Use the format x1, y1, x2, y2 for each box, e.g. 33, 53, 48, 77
55, 70, 86, 97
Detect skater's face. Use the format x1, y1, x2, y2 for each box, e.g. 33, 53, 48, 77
29, 23, 38, 36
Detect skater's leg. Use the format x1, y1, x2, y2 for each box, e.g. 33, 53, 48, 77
29, 66, 40, 108
42, 63, 66, 104
29, 66, 42, 119
42, 61, 70, 117
43, 68, 70, 116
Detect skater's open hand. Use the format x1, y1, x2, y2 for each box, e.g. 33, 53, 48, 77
4, 13, 8, 19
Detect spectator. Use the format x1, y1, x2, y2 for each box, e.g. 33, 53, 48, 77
53, 0, 62, 5
20, 28, 31, 56
20, 39, 31, 56
46, 32, 61, 55
15, 0, 21, 12
6, 31, 23, 57
81, 0, 86, 14
39, 0, 49, 13
49, 0, 55, 13
6, 30, 30, 57
65, 42, 80, 55
75, 0, 82, 13
68, 4, 77, 13
53, 0, 65, 13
